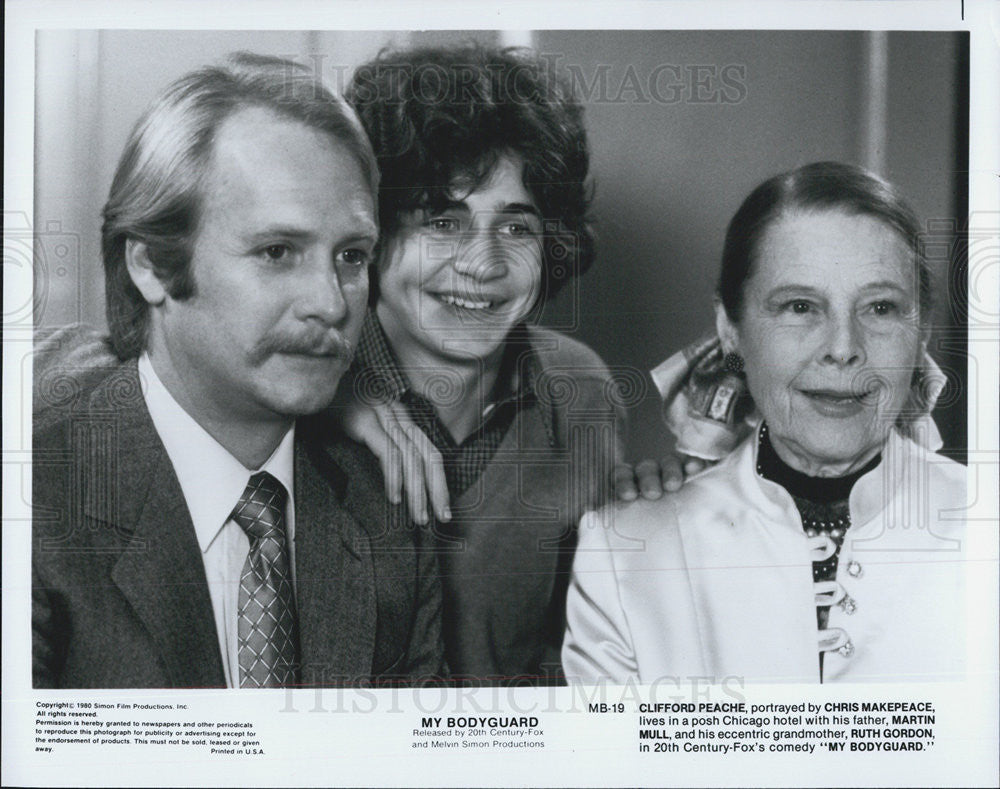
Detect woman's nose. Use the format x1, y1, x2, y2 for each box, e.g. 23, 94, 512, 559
822, 314, 866, 366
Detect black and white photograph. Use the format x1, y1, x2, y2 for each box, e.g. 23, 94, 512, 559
4, 1, 998, 787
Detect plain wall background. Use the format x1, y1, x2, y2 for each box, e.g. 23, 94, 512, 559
33, 29, 967, 460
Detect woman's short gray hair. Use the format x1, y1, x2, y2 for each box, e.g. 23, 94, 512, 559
101, 51, 379, 360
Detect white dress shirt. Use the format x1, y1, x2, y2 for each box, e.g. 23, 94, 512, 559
138, 353, 296, 688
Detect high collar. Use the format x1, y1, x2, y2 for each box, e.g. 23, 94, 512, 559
726, 419, 921, 536
755, 423, 881, 504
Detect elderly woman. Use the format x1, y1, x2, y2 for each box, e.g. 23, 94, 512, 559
562, 162, 966, 684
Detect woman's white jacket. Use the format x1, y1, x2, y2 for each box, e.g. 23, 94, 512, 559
562, 425, 966, 684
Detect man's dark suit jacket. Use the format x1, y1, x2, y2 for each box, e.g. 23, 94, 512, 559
32, 340, 445, 689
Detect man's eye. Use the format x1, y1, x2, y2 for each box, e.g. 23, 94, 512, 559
787, 300, 812, 314
339, 248, 371, 267
262, 244, 291, 261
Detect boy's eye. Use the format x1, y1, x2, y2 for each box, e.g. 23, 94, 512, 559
499, 222, 531, 237
428, 217, 459, 232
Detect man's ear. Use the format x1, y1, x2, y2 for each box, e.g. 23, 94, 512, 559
125, 240, 168, 306
714, 298, 740, 354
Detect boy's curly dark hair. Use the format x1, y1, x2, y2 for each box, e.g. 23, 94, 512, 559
347, 43, 595, 300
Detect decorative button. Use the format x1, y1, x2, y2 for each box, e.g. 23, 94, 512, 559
846, 560, 863, 578
838, 594, 857, 615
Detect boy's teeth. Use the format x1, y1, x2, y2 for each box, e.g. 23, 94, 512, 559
442, 294, 491, 309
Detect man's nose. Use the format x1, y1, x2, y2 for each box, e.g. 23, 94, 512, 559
292, 261, 354, 325
822, 312, 866, 367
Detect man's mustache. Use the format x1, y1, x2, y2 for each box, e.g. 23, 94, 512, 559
250, 330, 355, 363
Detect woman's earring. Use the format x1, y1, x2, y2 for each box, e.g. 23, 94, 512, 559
723, 351, 745, 374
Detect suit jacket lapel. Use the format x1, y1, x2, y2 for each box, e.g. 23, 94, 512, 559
293, 437, 377, 683
85, 361, 225, 688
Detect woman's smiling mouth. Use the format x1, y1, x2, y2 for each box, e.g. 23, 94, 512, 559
798, 387, 876, 416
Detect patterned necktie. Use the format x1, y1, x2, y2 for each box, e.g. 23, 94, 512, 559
232, 471, 299, 688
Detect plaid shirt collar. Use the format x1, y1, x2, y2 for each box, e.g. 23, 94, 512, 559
355, 310, 410, 402
355, 309, 542, 415
354, 310, 556, 497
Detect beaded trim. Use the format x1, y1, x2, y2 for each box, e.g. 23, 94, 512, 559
756, 423, 859, 665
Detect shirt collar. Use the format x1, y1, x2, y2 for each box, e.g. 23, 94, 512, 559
356, 309, 541, 408
137, 353, 295, 553
491, 326, 539, 406
355, 310, 411, 402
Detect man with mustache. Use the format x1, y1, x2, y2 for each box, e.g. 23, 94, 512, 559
31, 53, 444, 688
